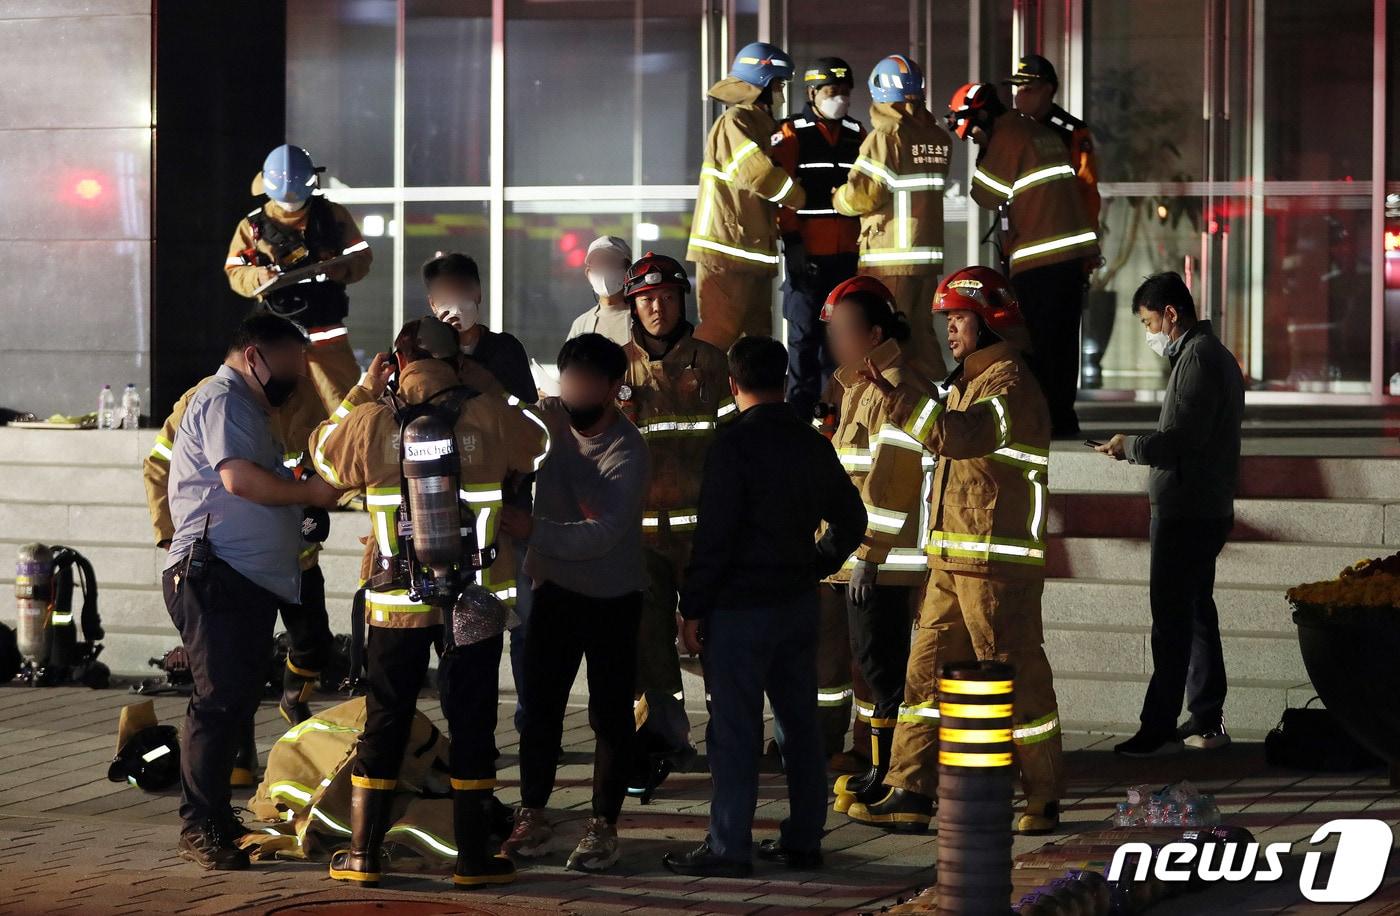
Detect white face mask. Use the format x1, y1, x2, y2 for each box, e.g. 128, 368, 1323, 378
435, 299, 480, 333
276, 197, 307, 212
588, 266, 626, 298
1145, 329, 1171, 358
816, 95, 850, 120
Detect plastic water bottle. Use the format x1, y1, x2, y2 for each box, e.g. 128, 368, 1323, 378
120, 384, 141, 430
97, 384, 116, 430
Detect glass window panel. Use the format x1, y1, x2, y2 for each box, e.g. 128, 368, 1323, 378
338, 202, 395, 368
401, 201, 491, 321
405, 0, 491, 186
781, 0, 911, 128
503, 201, 692, 362
287, 1, 395, 189
505, 0, 701, 186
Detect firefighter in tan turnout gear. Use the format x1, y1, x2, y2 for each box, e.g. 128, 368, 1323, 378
226, 144, 373, 417
846, 266, 1064, 836
687, 42, 806, 350
615, 252, 734, 796
832, 54, 951, 377
818, 276, 936, 818
309, 317, 547, 889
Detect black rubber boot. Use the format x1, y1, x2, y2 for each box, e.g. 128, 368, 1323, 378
279, 660, 318, 725
328, 779, 394, 887
846, 787, 935, 834
230, 721, 257, 787
834, 722, 892, 813
451, 785, 516, 888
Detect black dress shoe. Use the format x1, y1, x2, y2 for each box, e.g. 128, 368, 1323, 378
756, 839, 823, 870
662, 841, 753, 878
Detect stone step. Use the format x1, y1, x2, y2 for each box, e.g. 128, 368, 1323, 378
1052, 672, 1300, 739
1049, 537, 1374, 587
1042, 623, 1308, 684
1049, 492, 1400, 547
1047, 446, 1400, 500
0, 428, 148, 466
1043, 578, 1291, 633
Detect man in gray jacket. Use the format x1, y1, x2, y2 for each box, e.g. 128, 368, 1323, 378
1094, 272, 1244, 757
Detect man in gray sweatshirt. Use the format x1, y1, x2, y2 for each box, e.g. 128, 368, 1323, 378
497, 333, 650, 873
1094, 272, 1244, 757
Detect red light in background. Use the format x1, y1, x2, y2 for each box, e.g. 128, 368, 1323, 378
1386, 230, 1400, 253
565, 247, 586, 269
73, 177, 104, 201
558, 231, 579, 253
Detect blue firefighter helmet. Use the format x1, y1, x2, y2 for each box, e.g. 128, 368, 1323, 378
869, 54, 925, 103
260, 144, 318, 205
730, 42, 794, 88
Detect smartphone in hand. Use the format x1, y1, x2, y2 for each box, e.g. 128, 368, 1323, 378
1084, 439, 1104, 448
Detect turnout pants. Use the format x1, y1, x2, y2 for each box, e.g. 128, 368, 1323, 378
704, 591, 827, 861
637, 546, 692, 754
355, 625, 502, 787
1010, 260, 1086, 436
814, 584, 856, 755
517, 582, 642, 822
869, 270, 946, 378
693, 261, 775, 351
306, 335, 363, 416
885, 568, 1063, 803
1139, 516, 1232, 735
163, 558, 280, 830
783, 252, 857, 418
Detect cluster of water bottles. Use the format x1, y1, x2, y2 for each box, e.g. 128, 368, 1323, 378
97, 384, 141, 430
1113, 781, 1221, 828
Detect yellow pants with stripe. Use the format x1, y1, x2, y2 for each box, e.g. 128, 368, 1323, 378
307, 336, 364, 416
869, 270, 947, 379
693, 261, 775, 351
885, 567, 1063, 803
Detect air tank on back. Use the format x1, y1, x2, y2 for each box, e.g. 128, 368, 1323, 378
401, 412, 463, 586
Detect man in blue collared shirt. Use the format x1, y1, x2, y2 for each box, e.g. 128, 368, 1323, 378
163, 314, 341, 870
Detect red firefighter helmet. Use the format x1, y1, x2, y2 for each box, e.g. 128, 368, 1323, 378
932, 266, 1024, 336
623, 251, 691, 300
820, 275, 896, 322
946, 82, 1004, 139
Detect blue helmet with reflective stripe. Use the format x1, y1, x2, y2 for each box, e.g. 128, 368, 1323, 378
869, 54, 925, 103
730, 42, 794, 89
260, 144, 318, 205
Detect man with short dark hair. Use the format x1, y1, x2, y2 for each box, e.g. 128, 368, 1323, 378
1096, 272, 1244, 757
498, 333, 651, 874
163, 313, 342, 870
423, 252, 535, 403
662, 336, 865, 878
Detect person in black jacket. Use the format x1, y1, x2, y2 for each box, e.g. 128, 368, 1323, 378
662, 337, 866, 878
423, 252, 536, 403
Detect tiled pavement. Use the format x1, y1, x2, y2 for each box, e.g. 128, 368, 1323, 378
1, 686, 1398, 915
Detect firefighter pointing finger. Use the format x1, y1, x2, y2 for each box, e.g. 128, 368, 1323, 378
846, 267, 1065, 837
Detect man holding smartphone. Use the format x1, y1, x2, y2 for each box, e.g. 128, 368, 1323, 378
163, 314, 341, 870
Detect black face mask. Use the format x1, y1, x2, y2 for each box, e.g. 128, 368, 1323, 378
252, 347, 298, 408
563, 400, 607, 432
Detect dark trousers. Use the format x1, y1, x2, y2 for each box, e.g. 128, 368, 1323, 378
281, 563, 333, 673
1139, 516, 1233, 735
1011, 259, 1086, 436
783, 252, 857, 419
357, 624, 502, 782
518, 582, 641, 822
163, 559, 279, 830
703, 591, 827, 861
848, 584, 915, 723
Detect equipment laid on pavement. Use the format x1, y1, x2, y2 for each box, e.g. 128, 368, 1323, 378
107, 700, 180, 791
13, 543, 108, 688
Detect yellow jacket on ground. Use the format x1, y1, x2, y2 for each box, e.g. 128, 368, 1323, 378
685, 77, 806, 272
884, 340, 1050, 579
617, 328, 736, 561
832, 103, 952, 275
823, 338, 938, 587
145, 374, 324, 571
308, 359, 548, 627
969, 110, 1099, 275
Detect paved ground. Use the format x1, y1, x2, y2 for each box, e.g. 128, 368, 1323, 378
1, 685, 1398, 915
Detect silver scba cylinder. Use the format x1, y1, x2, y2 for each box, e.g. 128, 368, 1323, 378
15, 542, 53, 662
402, 414, 463, 574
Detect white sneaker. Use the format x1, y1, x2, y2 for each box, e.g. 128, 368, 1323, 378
1184, 729, 1231, 750
565, 817, 619, 873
